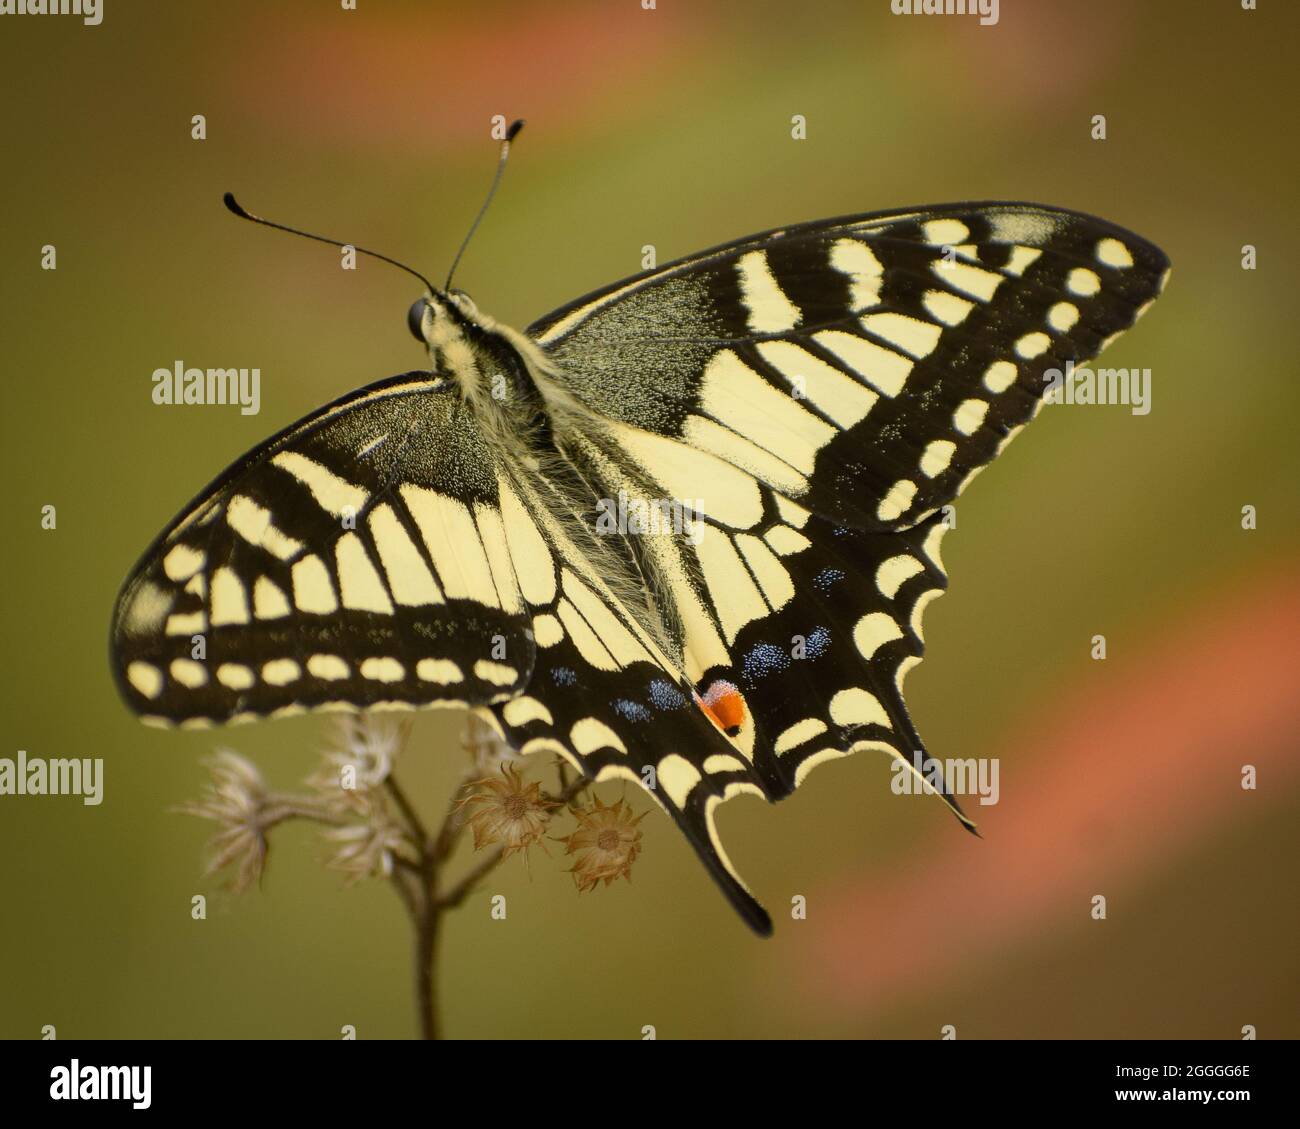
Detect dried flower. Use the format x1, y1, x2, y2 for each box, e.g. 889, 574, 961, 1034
175, 749, 273, 893
309, 714, 406, 811
457, 763, 557, 858
556, 794, 646, 892
461, 710, 519, 775
321, 798, 408, 883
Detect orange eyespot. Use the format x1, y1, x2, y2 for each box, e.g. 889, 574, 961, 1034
698, 679, 746, 736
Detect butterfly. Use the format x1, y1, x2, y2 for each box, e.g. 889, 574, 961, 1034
111, 142, 1169, 935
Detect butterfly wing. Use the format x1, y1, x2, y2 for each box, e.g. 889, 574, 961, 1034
111, 372, 535, 725
486, 466, 959, 936
487, 471, 776, 933
512, 203, 1168, 927
530, 201, 1170, 531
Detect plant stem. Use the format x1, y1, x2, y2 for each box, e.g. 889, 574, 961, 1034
414, 890, 441, 1041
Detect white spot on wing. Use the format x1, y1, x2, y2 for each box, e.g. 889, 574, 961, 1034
336, 532, 394, 614
854, 611, 905, 660
1015, 332, 1051, 359
923, 218, 968, 244
923, 290, 974, 326
860, 312, 942, 359
262, 658, 301, 686
763, 523, 811, 557
217, 663, 255, 690
127, 661, 164, 699
1067, 267, 1101, 297
876, 479, 917, 523
307, 654, 349, 680
121, 580, 174, 637
292, 554, 337, 614
170, 659, 207, 688
919, 440, 956, 478
227, 495, 303, 560
271, 452, 368, 517
571, 717, 627, 756
698, 350, 835, 477
657, 753, 702, 807
828, 237, 883, 309
532, 613, 563, 648
210, 567, 250, 626
253, 576, 290, 620
1096, 237, 1133, 268
774, 717, 827, 755
503, 696, 553, 727
953, 398, 989, 436
1003, 246, 1041, 276
876, 554, 925, 599
1048, 301, 1080, 332
735, 250, 801, 333
474, 659, 517, 686
163, 544, 205, 581
810, 330, 910, 398
982, 360, 1018, 394
757, 339, 879, 425
933, 259, 1002, 301
360, 657, 404, 683
369, 503, 444, 606
416, 658, 463, 684
829, 687, 891, 728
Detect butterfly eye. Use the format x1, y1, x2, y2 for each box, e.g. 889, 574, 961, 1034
407, 299, 427, 343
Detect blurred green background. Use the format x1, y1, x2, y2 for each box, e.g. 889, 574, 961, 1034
2, 0, 1297, 1040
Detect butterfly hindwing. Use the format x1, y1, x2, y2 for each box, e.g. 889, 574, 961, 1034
111, 373, 534, 725
487, 471, 776, 933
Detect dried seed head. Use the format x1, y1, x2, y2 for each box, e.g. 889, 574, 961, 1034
309, 714, 407, 812
556, 794, 646, 893
457, 763, 558, 858
321, 800, 408, 884
175, 749, 273, 893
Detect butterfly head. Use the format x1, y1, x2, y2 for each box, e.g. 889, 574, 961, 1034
406, 289, 514, 406
407, 289, 488, 344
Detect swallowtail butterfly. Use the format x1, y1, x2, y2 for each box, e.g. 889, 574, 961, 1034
111, 138, 1169, 934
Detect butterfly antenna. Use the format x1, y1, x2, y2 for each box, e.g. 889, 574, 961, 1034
444, 118, 524, 291
222, 192, 440, 295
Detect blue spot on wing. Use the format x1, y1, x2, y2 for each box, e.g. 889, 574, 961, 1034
552, 666, 577, 687
813, 567, 845, 594
804, 626, 831, 659
648, 679, 687, 710
743, 642, 790, 684
614, 698, 653, 723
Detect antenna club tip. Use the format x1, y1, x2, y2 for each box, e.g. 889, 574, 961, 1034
223, 192, 250, 218
506, 119, 525, 141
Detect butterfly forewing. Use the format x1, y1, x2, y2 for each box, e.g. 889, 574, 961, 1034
530, 202, 1170, 532
112, 373, 535, 725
